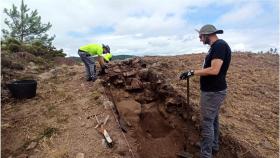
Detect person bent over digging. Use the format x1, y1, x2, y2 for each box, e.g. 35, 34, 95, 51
179, 24, 231, 158
78, 43, 112, 81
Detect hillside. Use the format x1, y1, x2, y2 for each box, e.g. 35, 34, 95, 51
67, 55, 135, 63
1, 52, 279, 158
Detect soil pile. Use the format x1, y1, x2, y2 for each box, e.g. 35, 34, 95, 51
2, 53, 278, 158
101, 57, 264, 158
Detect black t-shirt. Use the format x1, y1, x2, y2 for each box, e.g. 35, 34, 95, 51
200, 39, 231, 92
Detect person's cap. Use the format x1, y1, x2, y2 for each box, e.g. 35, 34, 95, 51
196, 24, 223, 35
102, 53, 112, 62
102, 44, 110, 53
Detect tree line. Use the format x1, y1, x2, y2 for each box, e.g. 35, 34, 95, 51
1, 0, 65, 57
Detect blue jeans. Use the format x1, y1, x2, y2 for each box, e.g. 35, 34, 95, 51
200, 90, 226, 158
78, 51, 96, 79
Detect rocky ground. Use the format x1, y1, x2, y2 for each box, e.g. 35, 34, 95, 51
1, 52, 279, 158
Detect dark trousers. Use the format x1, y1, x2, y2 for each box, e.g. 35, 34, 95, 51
200, 90, 226, 158
78, 51, 96, 79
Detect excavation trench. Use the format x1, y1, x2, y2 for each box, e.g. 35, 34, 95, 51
101, 58, 256, 158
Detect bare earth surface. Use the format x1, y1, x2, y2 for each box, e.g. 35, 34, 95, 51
1, 53, 279, 158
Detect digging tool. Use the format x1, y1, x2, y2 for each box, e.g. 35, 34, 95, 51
179, 74, 190, 107
105, 82, 128, 132
103, 115, 110, 126
94, 114, 113, 148
87, 113, 102, 119
103, 82, 136, 158
94, 114, 102, 128
103, 129, 113, 146
187, 77, 190, 106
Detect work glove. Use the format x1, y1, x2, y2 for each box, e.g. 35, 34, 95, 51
102, 64, 108, 70
179, 70, 194, 80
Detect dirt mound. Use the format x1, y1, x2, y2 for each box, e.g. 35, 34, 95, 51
2, 53, 278, 158
140, 104, 173, 138
1, 51, 81, 103
116, 100, 141, 127
53, 57, 80, 66
142, 53, 279, 158
101, 57, 264, 158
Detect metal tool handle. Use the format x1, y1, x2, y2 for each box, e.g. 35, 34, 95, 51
187, 77, 189, 106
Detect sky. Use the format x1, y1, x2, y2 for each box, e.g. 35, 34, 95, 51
1, 0, 279, 57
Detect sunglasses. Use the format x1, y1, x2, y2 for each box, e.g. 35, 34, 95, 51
199, 35, 209, 39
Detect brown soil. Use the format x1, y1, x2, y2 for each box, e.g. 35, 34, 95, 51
1, 53, 279, 158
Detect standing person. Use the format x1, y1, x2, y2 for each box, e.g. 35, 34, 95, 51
78, 44, 112, 81
179, 24, 231, 158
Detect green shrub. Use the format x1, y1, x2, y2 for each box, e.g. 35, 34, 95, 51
7, 43, 21, 52
52, 49, 66, 57
1, 38, 66, 58
1, 57, 12, 67
31, 56, 46, 64
21, 44, 49, 56
2, 38, 22, 52
21, 44, 37, 54
10, 63, 24, 70
5, 38, 21, 45
8, 43, 21, 52
32, 40, 44, 47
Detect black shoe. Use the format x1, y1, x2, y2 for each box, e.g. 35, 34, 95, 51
194, 142, 200, 148
91, 76, 97, 82
176, 151, 193, 158
86, 77, 92, 81
212, 149, 219, 155
97, 70, 106, 76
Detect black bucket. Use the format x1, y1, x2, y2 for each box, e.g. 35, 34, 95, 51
7, 80, 37, 99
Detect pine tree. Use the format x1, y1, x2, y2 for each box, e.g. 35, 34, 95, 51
2, 0, 55, 46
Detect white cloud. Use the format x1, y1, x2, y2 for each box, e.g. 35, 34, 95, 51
218, 2, 263, 24
1, 0, 278, 56
219, 28, 279, 52
113, 15, 189, 37
88, 33, 207, 56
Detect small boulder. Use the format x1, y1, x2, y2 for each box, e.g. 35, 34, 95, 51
26, 142, 37, 150
116, 100, 141, 127
76, 153, 84, 158
126, 78, 143, 91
